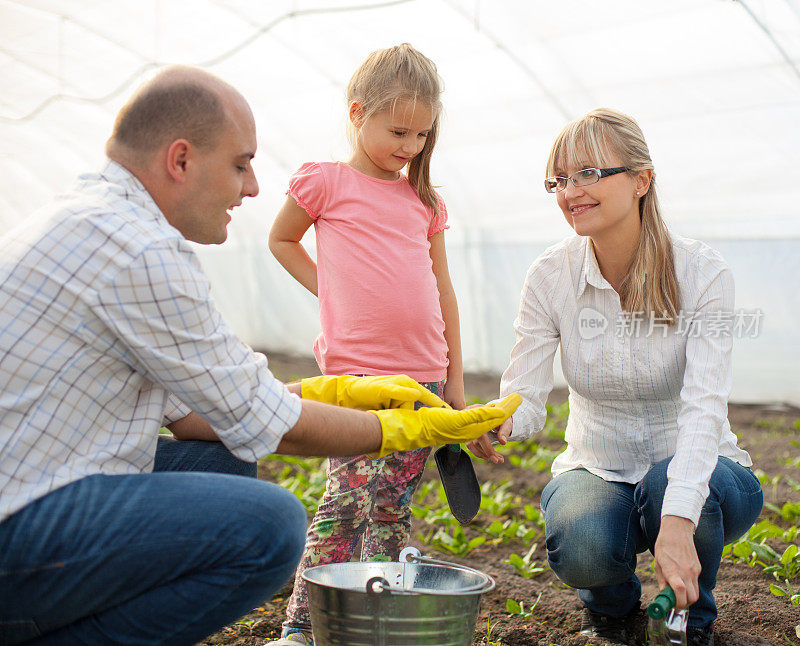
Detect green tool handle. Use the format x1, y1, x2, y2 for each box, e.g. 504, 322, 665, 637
647, 585, 676, 620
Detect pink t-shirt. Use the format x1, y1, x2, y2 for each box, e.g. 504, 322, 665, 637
287, 162, 449, 382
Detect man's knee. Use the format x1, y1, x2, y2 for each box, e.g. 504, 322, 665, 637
249, 484, 307, 569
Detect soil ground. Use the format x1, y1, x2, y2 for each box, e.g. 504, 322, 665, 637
202, 353, 800, 646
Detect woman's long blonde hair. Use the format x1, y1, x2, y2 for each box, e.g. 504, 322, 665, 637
546, 108, 679, 323
346, 43, 442, 217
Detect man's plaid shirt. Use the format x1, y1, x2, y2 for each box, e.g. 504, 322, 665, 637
0, 161, 301, 521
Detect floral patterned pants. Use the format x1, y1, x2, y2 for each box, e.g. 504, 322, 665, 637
283, 379, 444, 632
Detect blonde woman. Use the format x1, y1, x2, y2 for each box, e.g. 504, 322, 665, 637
469, 109, 762, 646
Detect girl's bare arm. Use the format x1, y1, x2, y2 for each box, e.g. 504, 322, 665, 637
429, 231, 465, 410
268, 196, 318, 296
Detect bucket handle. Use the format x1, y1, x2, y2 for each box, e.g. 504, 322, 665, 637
399, 546, 471, 569
398, 547, 496, 594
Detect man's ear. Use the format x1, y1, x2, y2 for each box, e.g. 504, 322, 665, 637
348, 101, 366, 128
165, 139, 192, 183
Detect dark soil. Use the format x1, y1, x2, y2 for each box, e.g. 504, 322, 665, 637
201, 353, 800, 646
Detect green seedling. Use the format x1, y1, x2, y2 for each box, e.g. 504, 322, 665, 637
418, 524, 486, 556
746, 518, 797, 542
234, 619, 257, 630
508, 446, 558, 472
483, 518, 538, 544
523, 503, 544, 526
784, 454, 800, 469
264, 455, 327, 514
782, 626, 800, 646
770, 544, 800, 580
765, 501, 800, 524
411, 504, 457, 525
479, 480, 519, 516
724, 533, 800, 608
728, 538, 780, 569
756, 416, 788, 430
483, 613, 501, 645
503, 542, 549, 578
770, 578, 800, 605
506, 592, 542, 618
755, 469, 783, 500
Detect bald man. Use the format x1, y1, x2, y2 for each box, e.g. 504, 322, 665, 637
0, 67, 516, 644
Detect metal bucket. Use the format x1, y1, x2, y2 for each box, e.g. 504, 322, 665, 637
302, 547, 495, 646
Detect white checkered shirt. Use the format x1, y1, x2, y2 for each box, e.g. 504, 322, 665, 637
0, 160, 302, 521
500, 235, 752, 525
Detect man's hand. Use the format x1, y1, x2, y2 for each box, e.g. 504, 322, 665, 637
369, 393, 521, 458
654, 515, 701, 610
467, 417, 513, 464
300, 375, 449, 410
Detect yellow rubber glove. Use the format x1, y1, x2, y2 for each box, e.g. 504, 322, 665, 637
369, 393, 522, 458
300, 375, 449, 410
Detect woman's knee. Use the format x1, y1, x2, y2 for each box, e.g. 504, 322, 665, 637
545, 510, 635, 588
548, 534, 634, 588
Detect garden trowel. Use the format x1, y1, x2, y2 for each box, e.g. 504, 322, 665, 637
647, 586, 688, 646
433, 442, 481, 525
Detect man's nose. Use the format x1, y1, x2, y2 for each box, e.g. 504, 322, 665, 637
244, 168, 259, 198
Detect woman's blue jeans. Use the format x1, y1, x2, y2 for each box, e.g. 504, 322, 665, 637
540, 456, 762, 628
0, 437, 307, 645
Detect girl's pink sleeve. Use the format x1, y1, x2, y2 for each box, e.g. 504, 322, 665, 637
427, 192, 450, 237
287, 162, 326, 220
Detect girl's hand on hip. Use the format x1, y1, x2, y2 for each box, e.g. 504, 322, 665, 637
466, 417, 512, 464
443, 379, 466, 411
654, 515, 701, 610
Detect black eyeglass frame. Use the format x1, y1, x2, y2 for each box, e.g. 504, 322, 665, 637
544, 166, 629, 193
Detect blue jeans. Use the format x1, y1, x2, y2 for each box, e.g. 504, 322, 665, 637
540, 456, 762, 628
0, 437, 307, 645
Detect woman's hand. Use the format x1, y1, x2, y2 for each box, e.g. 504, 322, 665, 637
653, 515, 701, 609
466, 417, 513, 464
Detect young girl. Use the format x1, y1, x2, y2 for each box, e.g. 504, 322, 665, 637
266, 44, 464, 645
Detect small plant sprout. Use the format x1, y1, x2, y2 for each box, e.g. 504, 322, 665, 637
770, 578, 800, 605
506, 592, 543, 619
484, 613, 501, 645
503, 543, 549, 578
418, 524, 486, 556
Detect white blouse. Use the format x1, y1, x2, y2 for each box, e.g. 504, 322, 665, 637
501, 234, 752, 525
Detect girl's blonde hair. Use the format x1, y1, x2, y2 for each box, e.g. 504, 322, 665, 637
546, 108, 679, 323
346, 43, 443, 217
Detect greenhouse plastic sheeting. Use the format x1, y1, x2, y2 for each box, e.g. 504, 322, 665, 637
1, 0, 798, 404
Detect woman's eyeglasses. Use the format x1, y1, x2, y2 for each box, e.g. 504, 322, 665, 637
544, 167, 629, 193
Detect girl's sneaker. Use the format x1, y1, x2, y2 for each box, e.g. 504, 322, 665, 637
264, 631, 314, 645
